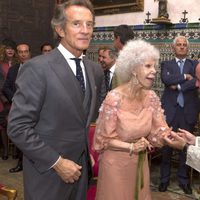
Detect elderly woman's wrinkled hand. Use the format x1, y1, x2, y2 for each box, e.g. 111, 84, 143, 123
133, 137, 150, 153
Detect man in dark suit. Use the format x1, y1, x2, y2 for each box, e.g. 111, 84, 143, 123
99, 46, 117, 92
159, 36, 199, 194
3, 43, 31, 173
7, 1, 105, 200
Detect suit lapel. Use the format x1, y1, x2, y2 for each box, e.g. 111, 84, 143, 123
49, 49, 86, 123
83, 57, 96, 126
171, 59, 181, 74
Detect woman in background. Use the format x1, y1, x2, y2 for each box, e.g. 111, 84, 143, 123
93, 40, 171, 200
0, 39, 19, 160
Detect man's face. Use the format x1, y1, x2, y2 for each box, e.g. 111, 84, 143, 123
17, 44, 31, 63
100, 49, 115, 70
98, 49, 104, 63
173, 37, 188, 59
56, 5, 93, 57
42, 45, 53, 54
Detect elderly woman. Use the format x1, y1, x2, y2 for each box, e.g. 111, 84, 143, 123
93, 40, 171, 200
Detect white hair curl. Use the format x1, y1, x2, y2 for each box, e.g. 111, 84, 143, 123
115, 39, 160, 83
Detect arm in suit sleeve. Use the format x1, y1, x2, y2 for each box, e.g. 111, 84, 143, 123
161, 61, 186, 86
7, 61, 60, 173
180, 78, 197, 92
179, 60, 198, 92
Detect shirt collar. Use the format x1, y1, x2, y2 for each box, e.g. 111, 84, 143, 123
109, 63, 116, 74
57, 43, 84, 61
175, 57, 186, 63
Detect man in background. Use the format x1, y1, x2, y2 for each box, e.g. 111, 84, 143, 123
97, 46, 105, 63
40, 42, 53, 54
111, 24, 134, 88
113, 24, 134, 52
3, 43, 31, 173
159, 36, 199, 194
99, 46, 117, 92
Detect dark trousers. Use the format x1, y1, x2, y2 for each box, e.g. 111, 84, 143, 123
160, 106, 194, 184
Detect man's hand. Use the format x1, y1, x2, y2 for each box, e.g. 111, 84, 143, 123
170, 85, 177, 90
53, 157, 82, 184
163, 131, 186, 150
185, 74, 193, 81
178, 128, 196, 145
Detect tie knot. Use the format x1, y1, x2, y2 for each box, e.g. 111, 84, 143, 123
104, 69, 110, 75
178, 59, 183, 64
70, 58, 81, 63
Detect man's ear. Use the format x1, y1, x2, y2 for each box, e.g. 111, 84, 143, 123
55, 26, 65, 38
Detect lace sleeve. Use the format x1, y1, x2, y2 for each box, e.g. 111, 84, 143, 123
186, 145, 200, 172
93, 91, 121, 152
147, 91, 169, 147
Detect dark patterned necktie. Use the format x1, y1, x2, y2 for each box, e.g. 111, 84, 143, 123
71, 58, 85, 94
104, 69, 110, 92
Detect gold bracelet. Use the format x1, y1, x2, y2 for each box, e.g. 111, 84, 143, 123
129, 143, 134, 156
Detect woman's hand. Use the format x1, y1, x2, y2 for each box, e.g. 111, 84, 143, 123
133, 137, 150, 153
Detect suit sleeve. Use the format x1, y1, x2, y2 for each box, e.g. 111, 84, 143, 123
7, 61, 59, 173
180, 60, 198, 92
161, 61, 185, 86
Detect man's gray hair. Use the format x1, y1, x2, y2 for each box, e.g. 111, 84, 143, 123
51, 0, 95, 39
173, 35, 189, 47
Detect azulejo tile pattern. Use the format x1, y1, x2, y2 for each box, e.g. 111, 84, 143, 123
88, 23, 200, 98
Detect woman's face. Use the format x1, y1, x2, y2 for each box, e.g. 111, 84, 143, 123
5, 47, 15, 59
135, 58, 157, 89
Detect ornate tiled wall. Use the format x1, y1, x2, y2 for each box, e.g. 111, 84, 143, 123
0, 0, 55, 56
87, 23, 200, 97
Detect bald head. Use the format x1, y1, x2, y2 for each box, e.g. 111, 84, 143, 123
195, 63, 200, 88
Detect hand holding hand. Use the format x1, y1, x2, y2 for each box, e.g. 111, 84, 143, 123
53, 157, 82, 184
178, 128, 196, 145
163, 131, 186, 150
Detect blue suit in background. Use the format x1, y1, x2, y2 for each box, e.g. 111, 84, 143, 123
160, 58, 199, 185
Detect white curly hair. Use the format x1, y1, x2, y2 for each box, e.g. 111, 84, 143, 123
115, 39, 160, 83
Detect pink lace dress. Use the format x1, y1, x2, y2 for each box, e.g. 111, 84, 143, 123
93, 90, 168, 200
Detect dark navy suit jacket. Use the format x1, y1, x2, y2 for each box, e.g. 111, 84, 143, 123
161, 58, 199, 125
2, 63, 20, 103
